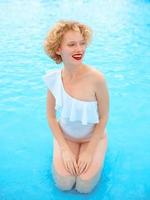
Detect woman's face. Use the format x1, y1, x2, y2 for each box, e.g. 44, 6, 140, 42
57, 30, 87, 65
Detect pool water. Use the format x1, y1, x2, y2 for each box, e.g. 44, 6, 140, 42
0, 0, 150, 199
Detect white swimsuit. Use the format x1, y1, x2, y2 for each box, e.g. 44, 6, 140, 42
43, 68, 100, 141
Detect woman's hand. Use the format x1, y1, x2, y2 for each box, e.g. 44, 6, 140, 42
61, 149, 79, 176
77, 150, 93, 175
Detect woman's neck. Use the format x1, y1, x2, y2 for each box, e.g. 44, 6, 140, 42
62, 64, 87, 81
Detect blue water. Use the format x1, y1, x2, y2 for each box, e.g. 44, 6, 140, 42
0, 0, 150, 199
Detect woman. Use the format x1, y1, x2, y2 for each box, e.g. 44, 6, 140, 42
43, 20, 109, 193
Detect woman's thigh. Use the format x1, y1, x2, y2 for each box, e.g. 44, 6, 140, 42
52, 138, 80, 176
78, 134, 108, 180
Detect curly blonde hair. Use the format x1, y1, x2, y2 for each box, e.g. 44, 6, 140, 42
44, 20, 92, 64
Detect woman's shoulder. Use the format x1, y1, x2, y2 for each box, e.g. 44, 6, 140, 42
86, 65, 105, 82
44, 68, 60, 76
43, 68, 60, 90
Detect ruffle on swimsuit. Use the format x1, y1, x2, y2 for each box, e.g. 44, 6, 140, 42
43, 68, 100, 125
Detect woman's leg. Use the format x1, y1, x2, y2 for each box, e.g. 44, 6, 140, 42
52, 138, 80, 191
75, 134, 108, 193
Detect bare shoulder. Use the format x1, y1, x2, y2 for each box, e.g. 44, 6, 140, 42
86, 66, 109, 99
86, 65, 106, 84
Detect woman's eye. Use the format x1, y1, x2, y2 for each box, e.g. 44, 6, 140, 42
68, 43, 75, 46
80, 42, 86, 45
67, 42, 86, 47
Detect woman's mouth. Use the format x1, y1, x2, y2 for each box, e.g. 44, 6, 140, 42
72, 54, 83, 60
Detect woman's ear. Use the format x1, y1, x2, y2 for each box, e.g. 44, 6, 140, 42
56, 48, 61, 55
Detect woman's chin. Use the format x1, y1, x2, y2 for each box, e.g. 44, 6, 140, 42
65, 59, 83, 66
72, 58, 83, 65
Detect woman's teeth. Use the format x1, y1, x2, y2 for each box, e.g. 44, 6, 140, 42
72, 54, 82, 60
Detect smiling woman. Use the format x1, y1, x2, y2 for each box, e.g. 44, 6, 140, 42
0, 0, 149, 198
44, 20, 92, 64
43, 20, 109, 193
56, 30, 87, 66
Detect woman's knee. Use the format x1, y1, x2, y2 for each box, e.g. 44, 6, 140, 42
52, 165, 76, 191
75, 170, 101, 193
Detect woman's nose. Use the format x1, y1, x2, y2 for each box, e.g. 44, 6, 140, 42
75, 44, 83, 52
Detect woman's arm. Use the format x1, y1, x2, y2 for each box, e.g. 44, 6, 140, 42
46, 90, 70, 152
86, 72, 109, 154
46, 90, 79, 175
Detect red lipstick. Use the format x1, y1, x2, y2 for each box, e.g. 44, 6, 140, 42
72, 54, 82, 60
